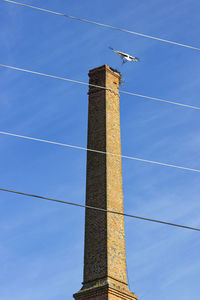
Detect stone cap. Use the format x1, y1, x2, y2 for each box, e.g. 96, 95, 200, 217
88, 64, 121, 80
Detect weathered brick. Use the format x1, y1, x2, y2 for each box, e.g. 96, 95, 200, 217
73, 65, 138, 300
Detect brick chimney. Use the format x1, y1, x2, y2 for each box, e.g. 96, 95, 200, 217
73, 65, 138, 300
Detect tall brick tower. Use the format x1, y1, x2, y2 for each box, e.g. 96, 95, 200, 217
73, 65, 138, 300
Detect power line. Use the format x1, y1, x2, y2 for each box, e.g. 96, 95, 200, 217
0, 187, 199, 232
1, 130, 200, 174
3, 0, 200, 52
0, 63, 200, 111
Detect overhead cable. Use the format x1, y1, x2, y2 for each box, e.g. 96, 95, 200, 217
0, 187, 199, 232
1, 130, 200, 174
0, 63, 200, 111
3, 0, 200, 52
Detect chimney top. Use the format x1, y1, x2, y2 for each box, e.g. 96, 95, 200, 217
88, 64, 121, 79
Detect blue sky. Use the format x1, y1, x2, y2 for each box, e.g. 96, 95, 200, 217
0, 0, 200, 299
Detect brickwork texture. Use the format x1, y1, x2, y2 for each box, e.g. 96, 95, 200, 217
73, 65, 138, 300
